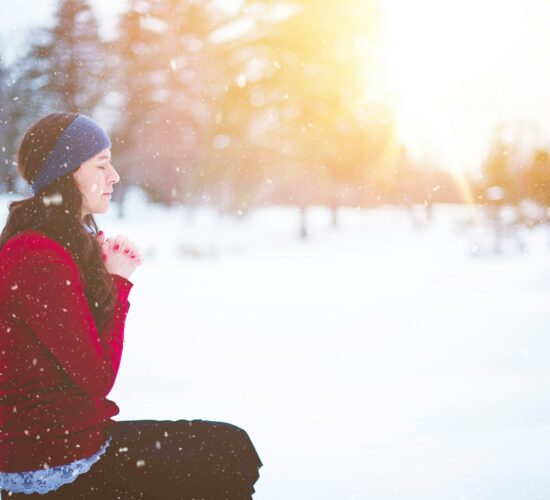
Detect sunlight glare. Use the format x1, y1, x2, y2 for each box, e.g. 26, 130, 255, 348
376, 0, 529, 171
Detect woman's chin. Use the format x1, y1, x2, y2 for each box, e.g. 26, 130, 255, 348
93, 204, 110, 215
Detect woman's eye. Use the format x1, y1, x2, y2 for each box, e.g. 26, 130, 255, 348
98, 166, 106, 170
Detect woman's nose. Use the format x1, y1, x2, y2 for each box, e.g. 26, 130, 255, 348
108, 164, 120, 184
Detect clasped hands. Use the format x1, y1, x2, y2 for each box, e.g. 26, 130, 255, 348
96, 231, 143, 280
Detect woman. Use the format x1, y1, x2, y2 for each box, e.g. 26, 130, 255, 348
0, 113, 262, 499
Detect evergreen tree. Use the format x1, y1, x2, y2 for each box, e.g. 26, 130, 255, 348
482, 133, 516, 203
113, 0, 223, 206
109, 1, 164, 205
5, 0, 109, 195
201, 0, 396, 232
49, 0, 108, 113
525, 149, 550, 208
11, 0, 108, 118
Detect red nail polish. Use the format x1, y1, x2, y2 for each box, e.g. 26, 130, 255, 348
102, 253, 107, 261
114, 244, 119, 251
98, 230, 103, 236
123, 249, 129, 254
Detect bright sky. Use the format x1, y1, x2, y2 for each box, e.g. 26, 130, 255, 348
2, 0, 550, 172
378, 0, 550, 172
0, 0, 127, 63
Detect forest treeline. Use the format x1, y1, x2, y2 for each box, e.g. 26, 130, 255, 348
0, 0, 548, 218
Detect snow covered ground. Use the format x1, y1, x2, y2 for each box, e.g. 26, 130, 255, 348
2, 193, 550, 500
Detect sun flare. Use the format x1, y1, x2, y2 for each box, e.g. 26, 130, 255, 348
375, 0, 530, 172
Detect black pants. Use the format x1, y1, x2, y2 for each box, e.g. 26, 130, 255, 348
1, 419, 263, 499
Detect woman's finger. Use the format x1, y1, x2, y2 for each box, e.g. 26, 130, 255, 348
96, 231, 105, 246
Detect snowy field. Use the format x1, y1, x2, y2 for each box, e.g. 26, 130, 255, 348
2, 193, 550, 500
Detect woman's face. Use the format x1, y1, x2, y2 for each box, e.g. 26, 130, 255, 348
73, 148, 119, 217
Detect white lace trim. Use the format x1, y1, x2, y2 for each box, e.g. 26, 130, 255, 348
0, 436, 112, 495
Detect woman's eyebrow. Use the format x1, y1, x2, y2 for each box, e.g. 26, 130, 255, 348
96, 154, 111, 161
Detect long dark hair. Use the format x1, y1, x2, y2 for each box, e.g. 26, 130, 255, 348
0, 112, 116, 330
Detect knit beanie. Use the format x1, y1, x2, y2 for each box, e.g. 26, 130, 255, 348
30, 114, 112, 195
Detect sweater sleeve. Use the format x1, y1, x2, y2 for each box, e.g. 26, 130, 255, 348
8, 238, 133, 398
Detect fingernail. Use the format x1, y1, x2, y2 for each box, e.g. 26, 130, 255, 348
114, 244, 119, 251
98, 230, 104, 236
123, 249, 129, 254
102, 253, 107, 261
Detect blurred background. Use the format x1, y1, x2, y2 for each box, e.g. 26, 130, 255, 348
1, 1, 550, 499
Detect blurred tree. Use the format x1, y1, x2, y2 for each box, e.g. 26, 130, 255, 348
12, 0, 108, 116
110, 1, 165, 210
51, 0, 108, 112
4, 0, 109, 196
481, 129, 525, 254
206, 0, 396, 234
481, 133, 517, 204
525, 148, 550, 208
113, 0, 222, 209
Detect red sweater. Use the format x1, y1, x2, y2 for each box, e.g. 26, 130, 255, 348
0, 229, 133, 472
